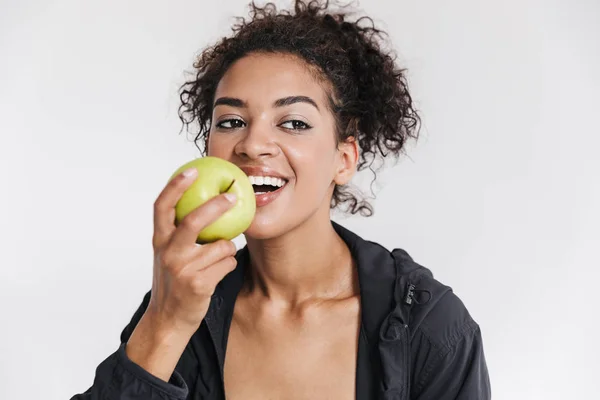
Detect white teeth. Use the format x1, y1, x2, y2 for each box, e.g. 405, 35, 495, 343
248, 176, 286, 187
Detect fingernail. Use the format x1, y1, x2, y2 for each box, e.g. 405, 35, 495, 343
182, 168, 197, 178
224, 193, 237, 203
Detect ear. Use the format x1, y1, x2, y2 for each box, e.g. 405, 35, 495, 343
334, 136, 359, 186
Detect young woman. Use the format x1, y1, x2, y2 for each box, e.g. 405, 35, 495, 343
72, 1, 490, 399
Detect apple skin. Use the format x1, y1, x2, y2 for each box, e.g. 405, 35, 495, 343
169, 157, 256, 243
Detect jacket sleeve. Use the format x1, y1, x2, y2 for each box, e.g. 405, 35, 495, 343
412, 320, 491, 400
70, 291, 190, 400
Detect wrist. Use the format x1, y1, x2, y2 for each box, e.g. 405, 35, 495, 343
125, 310, 195, 382
142, 308, 199, 343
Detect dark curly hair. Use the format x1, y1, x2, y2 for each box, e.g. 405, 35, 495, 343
178, 0, 420, 216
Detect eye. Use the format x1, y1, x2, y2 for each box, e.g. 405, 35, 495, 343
279, 120, 312, 130
216, 118, 246, 129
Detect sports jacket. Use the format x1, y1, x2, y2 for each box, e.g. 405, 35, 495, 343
72, 221, 491, 399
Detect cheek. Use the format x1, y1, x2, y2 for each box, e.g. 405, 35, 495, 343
286, 140, 337, 187
206, 133, 234, 157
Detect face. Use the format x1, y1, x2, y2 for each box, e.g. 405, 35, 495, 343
207, 52, 357, 240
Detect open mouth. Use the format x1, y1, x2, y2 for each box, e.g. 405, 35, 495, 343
248, 175, 288, 195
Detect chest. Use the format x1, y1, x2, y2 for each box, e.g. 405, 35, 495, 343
223, 300, 361, 400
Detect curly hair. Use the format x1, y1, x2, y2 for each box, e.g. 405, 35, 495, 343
178, 0, 420, 216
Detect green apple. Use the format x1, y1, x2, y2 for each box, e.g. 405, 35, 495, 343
169, 157, 256, 243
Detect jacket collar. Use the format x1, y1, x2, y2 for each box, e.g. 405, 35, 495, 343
331, 221, 397, 346
206, 221, 399, 361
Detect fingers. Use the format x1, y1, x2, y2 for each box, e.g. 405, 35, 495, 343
153, 168, 198, 247
191, 240, 238, 271
169, 193, 237, 247
191, 256, 238, 294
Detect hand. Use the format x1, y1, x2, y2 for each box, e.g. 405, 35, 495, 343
148, 167, 238, 333
124, 167, 238, 382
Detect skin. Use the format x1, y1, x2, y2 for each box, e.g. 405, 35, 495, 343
208, 52, 361, 399
125, 51, 361, 400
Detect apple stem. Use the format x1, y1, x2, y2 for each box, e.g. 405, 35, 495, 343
224, 179, 236, 193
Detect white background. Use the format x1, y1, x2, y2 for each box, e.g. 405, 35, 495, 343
1, 0, 599, 399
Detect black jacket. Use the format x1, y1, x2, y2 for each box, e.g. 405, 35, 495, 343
71, 222, 491, 399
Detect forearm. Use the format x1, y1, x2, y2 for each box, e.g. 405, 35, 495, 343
125, 310, 195, 383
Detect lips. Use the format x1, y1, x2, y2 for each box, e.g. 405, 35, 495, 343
247, 174, 289, 207
238, 165, 291, 207
239, 165, 289, 181
247, 175, 286, 193
253, 183, 286, 207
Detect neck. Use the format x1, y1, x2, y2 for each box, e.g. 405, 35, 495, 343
244, 211, 356, 306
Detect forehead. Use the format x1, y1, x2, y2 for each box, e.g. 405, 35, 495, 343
214, 52, 330, 106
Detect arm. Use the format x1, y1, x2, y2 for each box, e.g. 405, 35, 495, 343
413, 321, 491, 400
70, 291, 190, 400
70, 169, 237, 399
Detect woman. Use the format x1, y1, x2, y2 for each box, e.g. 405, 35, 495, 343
72, 1, 490, 399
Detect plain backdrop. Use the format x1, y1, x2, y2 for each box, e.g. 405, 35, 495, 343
1, 0, 599, 399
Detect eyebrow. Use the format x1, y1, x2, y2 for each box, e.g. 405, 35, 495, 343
213, 95, 320, 111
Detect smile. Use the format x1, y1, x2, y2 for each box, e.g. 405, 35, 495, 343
248, 175, 287, 194
248, 175, 289, 207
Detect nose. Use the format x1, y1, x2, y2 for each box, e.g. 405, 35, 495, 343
234, 121, 280, 160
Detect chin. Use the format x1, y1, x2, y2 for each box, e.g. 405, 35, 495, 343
243, 216, 289, 241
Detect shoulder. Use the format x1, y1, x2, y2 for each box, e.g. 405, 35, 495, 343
390, 247, 480, 347
410, 281, 483, 386
359, 242, 490, 397
391, 250, 490, 395
334, 220, 481, 345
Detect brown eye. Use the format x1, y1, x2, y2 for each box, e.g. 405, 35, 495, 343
216, 119, 246, 129
280, 120, 311, 130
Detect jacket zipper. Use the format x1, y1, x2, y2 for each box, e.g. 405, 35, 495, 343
402, 281, 415, 397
